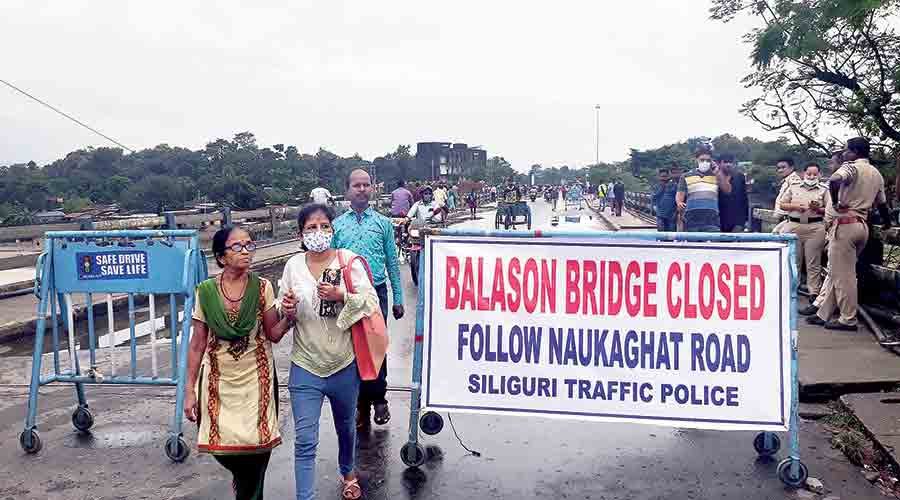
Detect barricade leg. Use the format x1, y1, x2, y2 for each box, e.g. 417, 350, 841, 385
776, 239, 808, 487
62, 293, 93, 433
165, 292, 192, 462
401, 251, 428, 468
21, 286, 50, 454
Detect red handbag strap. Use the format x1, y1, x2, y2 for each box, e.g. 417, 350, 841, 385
337, 251, 374, 294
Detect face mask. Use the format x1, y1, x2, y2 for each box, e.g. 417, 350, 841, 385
804, 178, 819, 187
697, 161, 712, 173
302, 230, 333, 253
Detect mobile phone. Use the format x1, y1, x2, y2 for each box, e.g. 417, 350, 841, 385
319, 269, 341, 317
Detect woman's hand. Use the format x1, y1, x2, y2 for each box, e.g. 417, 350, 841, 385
184, 390, 198, 422
318, 282, 345, 302
281, 290, 298, 320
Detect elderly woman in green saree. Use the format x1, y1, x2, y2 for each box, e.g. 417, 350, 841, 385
184, 224, 298, 500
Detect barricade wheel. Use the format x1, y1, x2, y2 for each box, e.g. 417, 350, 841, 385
419, 411, 444, 435
72, 407, 94, 432
400, 442, 426, 468
753, 431, 780, 456
776, 457, 808, 488
19, 429, 42, 454
165, 435, 190, 463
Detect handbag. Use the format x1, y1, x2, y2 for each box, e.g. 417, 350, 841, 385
337, 251, 388, 381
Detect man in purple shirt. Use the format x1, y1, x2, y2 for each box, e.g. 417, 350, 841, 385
390, 180, 414, 217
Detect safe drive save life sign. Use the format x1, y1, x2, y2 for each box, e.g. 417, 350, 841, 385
421, 236, 793, 431
77, 250, 149, 280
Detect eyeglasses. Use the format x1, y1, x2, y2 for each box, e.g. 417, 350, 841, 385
228, 242, 257, 253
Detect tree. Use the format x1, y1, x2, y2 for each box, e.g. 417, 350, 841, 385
711, 0, 900, 153
62, 197, 91, 213
121, 176, 189, 213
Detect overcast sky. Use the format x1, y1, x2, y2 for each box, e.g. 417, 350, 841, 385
1, 1, 771, 171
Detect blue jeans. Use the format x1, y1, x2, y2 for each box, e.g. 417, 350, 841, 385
289, 362, 361, 500
656, 216, 676, 232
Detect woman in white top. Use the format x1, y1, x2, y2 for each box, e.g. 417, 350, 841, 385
278, 204, 379, 500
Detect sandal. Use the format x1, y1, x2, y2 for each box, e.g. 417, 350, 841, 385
373, 402, 390, 425
340, 477, 362, 500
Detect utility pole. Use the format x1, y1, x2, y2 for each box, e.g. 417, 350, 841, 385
594, 104, 601, 167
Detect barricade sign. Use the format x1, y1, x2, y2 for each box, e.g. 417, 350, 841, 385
402, 229, 808, 487
20, 230, 207, 462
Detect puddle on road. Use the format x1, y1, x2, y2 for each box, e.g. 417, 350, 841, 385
63, 424, 167, 449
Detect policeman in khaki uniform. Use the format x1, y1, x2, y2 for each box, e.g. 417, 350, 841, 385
807, 137, 891, 331
779, 163, 827, 299
800, 151, 844, 317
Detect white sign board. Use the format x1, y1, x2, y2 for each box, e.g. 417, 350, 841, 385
421, 236, 793, 431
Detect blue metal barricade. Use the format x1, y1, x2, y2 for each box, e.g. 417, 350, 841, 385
20, 230, 207, 462
402, 228, 808, 488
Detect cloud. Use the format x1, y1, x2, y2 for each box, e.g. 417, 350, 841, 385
1, 0, 771, 171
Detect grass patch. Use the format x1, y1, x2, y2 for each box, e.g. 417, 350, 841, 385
823, 402, 872, 466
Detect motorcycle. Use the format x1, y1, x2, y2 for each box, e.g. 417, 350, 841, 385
529, 191, 537, 202
407, 222, 425, 287
392, 218, 410, 264
406, 212, 446, 286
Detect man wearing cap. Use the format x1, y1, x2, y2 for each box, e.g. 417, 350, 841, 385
779, 162, 827, 301
807, 138, 891, 331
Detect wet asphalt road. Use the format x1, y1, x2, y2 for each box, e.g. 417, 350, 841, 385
0, 199, 886, 499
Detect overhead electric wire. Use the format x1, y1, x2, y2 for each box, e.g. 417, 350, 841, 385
0, 78, 135, 153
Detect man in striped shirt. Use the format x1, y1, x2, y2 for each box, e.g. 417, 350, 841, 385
675, 148, 732, 232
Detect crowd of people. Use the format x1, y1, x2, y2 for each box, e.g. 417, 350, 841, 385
652, 138, 891, 332
652, 150, 749, 233
183, 137, 891, 499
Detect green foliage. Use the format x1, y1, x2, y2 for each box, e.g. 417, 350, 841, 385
122, 175, 191, 213
0, 203, 35, 226
62, 197, 91, 213
264, 188, 291, 205
712, 0, 900, 150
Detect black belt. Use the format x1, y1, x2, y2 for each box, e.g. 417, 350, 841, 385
788, 216, 823, 223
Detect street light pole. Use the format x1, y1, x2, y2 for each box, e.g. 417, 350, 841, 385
594, 104, 601, 166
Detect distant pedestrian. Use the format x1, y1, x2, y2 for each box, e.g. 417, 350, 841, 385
597, 183, 609, 211
675, 148, 731, 232
606, 182, 615, 211
332, 169, 404, 428
772, 157, 803, 233
389, 180, 414, 218
309, 186, 333, 205
466, 190, 478, 220
433, 182, 449, 219
613, 180, 625, 217
717, 154, 749, 232
652, 168, 677, 231
447, 185, 458, 212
